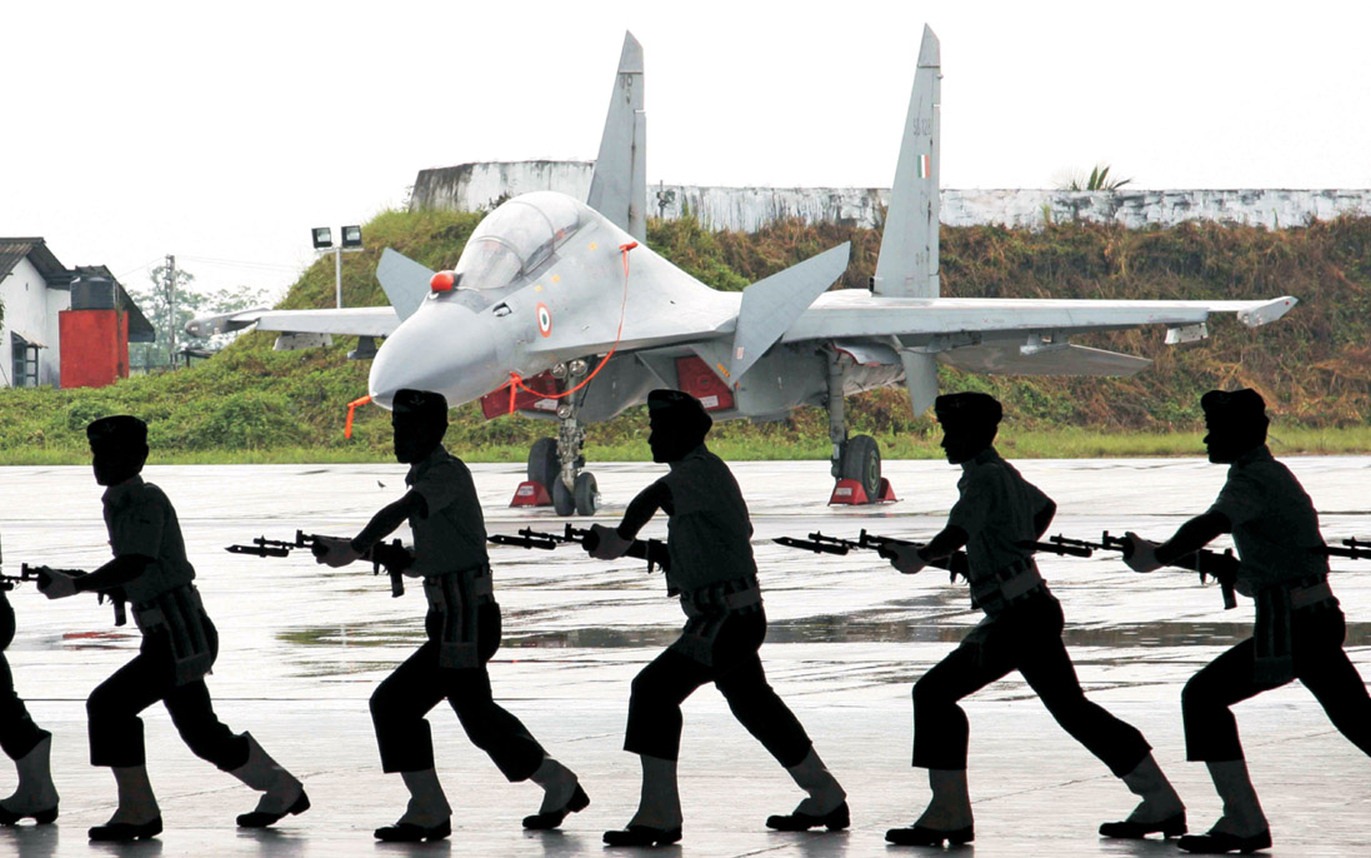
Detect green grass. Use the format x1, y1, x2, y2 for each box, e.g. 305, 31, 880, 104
4, 425, 1371, 467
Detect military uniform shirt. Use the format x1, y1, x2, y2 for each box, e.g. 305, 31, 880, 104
658, 446, 756, 594
405, 445, 489, 575
1206, 445, 1328, 591
947, 447, 1051, 580
102, 477, 196, 605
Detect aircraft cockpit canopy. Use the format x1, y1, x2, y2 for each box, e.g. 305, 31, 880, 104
450, 192, 583, 294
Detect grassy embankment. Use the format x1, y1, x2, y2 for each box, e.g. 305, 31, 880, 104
3, 208, 1371, 465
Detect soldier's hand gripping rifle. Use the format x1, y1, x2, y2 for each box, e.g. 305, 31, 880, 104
1049, 531, 1239, 609
488, 524, 671, 574
4, 565, 128, 625
226, 530, 411, 597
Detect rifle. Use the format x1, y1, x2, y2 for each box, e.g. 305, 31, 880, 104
226, 530, 411, 597
3, 564, 128, 626
774, 529, 971, 582
488, 524, 670, 574
1048, 531, 1239, 610
774, 529, 1092, 583
1320, 537, 1371, 560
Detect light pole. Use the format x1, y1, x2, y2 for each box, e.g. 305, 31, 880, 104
311, 225, 364, 308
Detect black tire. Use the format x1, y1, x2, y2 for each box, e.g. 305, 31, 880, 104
527, 437, 558, 488
840, 434, 882, 501
552, 477, 575, 516
574, 471, 599, 516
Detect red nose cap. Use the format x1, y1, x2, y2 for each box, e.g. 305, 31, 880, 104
430, 270, 456, 292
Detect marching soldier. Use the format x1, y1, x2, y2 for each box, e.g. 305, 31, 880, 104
883, 392, 1185, 847
0, 582, 58, 826
1124, 389, 1371, 854
314, 389, 586, 842
40, 415, 308, 841
590, 388, 848, 847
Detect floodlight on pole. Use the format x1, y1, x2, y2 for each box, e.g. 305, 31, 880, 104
311, 225, 363, 308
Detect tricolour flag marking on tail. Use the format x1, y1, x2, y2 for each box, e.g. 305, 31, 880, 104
917, 153, 931, 179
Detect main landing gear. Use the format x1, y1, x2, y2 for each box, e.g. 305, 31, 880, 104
826, 352, 897, 506
509, 360, 600, 516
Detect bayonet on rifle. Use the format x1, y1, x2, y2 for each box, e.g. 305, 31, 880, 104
227, 530, 411, 597
488, 523, 670, 574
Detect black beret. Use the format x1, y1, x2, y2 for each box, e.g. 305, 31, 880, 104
392, 388, 448, 421
1201, 388, 1267, 428
647, 388, 713, 434
934, 392, 1003, 429
86, 415, 147, 446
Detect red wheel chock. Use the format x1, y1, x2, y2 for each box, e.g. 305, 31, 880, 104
510, 480, 552, 507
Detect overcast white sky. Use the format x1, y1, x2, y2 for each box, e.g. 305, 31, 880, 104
3, 1, 1368, 302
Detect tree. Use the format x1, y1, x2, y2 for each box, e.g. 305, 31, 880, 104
127, 264, 271, 371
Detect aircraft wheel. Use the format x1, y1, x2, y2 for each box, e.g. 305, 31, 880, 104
528, 437, 558, 489
552, 477, 576, 516
573, 471, 599, 516
840, 435, 882, 501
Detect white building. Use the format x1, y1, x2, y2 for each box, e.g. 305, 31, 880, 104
0, 238, 153, 388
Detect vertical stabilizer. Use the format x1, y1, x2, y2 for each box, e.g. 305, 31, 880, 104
874, 25, 940, 299
587, 32, 646, 242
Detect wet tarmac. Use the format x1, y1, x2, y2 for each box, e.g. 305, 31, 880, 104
1, 456, 1368, 856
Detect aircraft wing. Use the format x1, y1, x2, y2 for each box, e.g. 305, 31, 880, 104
185, 306, 400, 339
784, 293, 1297, 343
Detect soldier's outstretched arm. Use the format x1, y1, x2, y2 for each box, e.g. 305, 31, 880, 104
43, 554, 150, 599
315, 492, 424, 568
353, 492, 425, 550
889, 525, 968, 575
589, 480, 671, 560
1155, 511, 1231, 565
1126, 511, 1231, 572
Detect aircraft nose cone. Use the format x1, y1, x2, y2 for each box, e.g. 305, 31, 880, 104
368, 301, 503, 409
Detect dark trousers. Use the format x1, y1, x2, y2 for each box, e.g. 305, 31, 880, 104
87, 619, 248, 770
0, 653, 49, 762
624, 609, 813, 766
913, 593, 1151, 776
370, 602, 545, 779
1183, 605, 1371, 761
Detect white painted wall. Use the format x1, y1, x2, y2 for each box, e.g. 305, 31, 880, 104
411, 161, 1371, 232
0, 256, 67, 387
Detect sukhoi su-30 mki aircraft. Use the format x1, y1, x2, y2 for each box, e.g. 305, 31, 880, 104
191, 27, 1295, 515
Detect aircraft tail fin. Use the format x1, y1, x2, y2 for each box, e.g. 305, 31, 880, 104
375, 248, 434, 322
729, 244, 851, 381
873, 25, 940, 299
587, 31, 646, 242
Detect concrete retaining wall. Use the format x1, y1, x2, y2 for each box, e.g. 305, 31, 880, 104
410, 161, 1371, 231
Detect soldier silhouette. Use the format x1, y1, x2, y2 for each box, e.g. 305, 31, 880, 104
1123, 388, 1371, 854
883, 392, 1185, 847
0, 580, 58, 826
314, 389, 586, 842
589, 388, 848, 847
40, 415, 308, 841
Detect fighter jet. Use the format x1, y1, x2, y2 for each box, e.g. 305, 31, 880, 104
190, 27, 1296, 516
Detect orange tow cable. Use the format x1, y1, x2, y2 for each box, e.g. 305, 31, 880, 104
505, 241, 638, 413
